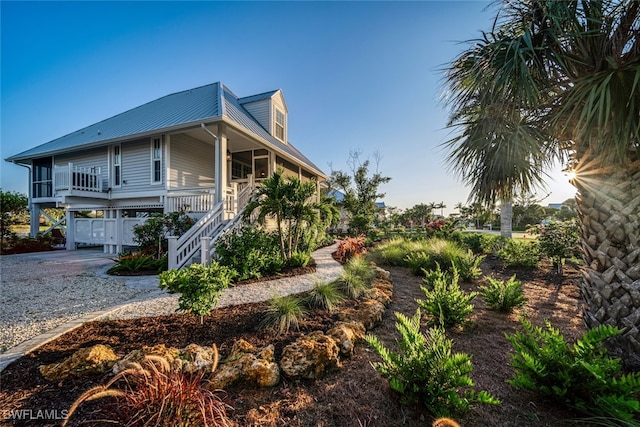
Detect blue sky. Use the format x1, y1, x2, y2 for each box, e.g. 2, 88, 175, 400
1, 1, 576, 215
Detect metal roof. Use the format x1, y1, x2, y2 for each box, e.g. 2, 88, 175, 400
6, 82, 325, 177
238, 90, 279, 105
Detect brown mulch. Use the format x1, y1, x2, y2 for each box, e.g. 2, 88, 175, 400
0, 257, 588, 426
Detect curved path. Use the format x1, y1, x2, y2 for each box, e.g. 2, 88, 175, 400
0, 243, 342, 371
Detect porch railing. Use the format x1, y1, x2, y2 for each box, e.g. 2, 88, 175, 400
54, 163, 103, 193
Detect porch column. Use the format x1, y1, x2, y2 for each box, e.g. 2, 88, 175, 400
115, 209, 123, 254
65, 210, 76, 250
215, 127, 228, 206
29, 204, 40, 238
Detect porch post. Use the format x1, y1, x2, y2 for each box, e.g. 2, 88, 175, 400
115, 209, 123, 254
65, 210, 76, 250
29, 204, 40, 238
215, 126, 228, 206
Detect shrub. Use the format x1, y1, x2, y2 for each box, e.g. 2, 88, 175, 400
214, 224, 284, 281
337, 256, 376, 299
158, 262, 234, 324
306, 281, 346, 312
452, 250, 484, 281
406, 251, 432, 275
289, 251, 312, 267
479, 275, 527, 313
417, 264, 477, 328
498, 239, 541, 268
63, 354, 230, 427
133, 210, 194, 259
450, 231, 484, 254
368, 237, 413, 266
335, 235, 367, 263
366, 309, 499, 417
479, 234, 508, 255
506, 319, 640, 422
529, 220, 580, 274
108, 252, 167, 274
261, 294, 308, 335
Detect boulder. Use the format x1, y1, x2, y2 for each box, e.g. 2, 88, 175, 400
280, 331, 340, 379
326, 321, 366, 357
40, 344, 118, 382
341, 299, 386, 330
209, 339, 279, 389
112, 344, 181, 374
363, 286, 392, 306
372, 265, 392, 282
112, 343, 219, 375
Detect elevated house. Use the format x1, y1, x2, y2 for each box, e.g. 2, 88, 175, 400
5, 82, 327, 268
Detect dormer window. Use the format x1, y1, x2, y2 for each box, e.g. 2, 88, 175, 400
275, 108, 285, 141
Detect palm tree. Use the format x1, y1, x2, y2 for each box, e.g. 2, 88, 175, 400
444, 0, 639, 365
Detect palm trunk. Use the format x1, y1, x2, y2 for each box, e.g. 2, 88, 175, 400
576, 159, 640, 368
500, 199, 513, 239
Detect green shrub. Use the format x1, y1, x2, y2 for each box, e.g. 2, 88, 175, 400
261, 295, 308, 335
450, 231, 484, 253
417, 264, 477, 328
529, 220, 580, 274
479, 234, 508, 255
506, 319, 640, 422
289, 251, 312, 268
368, 237, 413, 266
498, 239, 541, 268
108, 253, 167, 274
452, 250, 484, 281
214, 224, 284, 281
405, 251, 432, 275
133, 211, 194, 259
306, 281, 346, 312
479, 275, 527, 313
366, 309, 499, 417
158, 262, 234, 324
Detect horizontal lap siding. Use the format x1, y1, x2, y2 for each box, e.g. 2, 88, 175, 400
169, 134, 214, 189
115, 139, 152, 193
55, 147, 109, 190
243, 100, 271, 133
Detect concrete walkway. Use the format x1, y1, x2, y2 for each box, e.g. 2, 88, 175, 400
0, 243, 342, 371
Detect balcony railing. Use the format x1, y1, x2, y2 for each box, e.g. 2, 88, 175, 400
54, 163, 103, 193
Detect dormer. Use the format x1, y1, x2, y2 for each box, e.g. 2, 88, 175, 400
239, 89, 288, 143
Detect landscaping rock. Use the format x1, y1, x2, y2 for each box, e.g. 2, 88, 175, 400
112, 344, 181, 374
112, 343, 219, 375
341, 299, 386, 330
280, 331, 340, 379
326, 321, 366, 357
39, 344, 118, 382
372, 265, 392, 282
209, 339, 279, 389
363, 285, 392, 306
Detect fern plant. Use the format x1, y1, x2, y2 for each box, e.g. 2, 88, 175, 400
506, 319, 640, 422
406, 251, 432, 276
479, 275, 527, 313
452, 250, 484, 281
365, 309, 499, 417
417, 264, 477, 328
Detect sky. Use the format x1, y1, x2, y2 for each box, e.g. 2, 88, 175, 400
0, 0, 577, 216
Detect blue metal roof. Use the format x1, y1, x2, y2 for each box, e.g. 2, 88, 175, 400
238, 90, 279, 105
6, 82, 325, 177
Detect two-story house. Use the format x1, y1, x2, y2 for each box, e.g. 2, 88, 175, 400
5, 82, 327, 268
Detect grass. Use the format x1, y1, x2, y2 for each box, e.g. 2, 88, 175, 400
306, 281, 346, 312
261, 294, 308, 335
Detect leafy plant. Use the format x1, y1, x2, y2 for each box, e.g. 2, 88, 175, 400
366, 309, 499, 417
529, 220, 580, 274
335, 235, 367, 263
479, 275, 527, 313
261, 294, 308, 335
158, 262, 234, 324
417, 264, 477, 328
133, 210, 194, 259
289, 251, 312, 268
506, 319, 640, 422
108, 252, 167, 274
452, 250, 484, 281
305, 281, 346, 312
498, 239, 541, 268
406, 251, 432, 275
215, 224, 284, 281
63, 353, 230, 427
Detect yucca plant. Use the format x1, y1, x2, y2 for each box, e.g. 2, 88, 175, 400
506, 319, 640, 422
366, 309, 499, 417
417, 264, 477, 329
479, 275, 527, 313
261, 294, 307, 335
63, 353, 230, 427
306, 280, 346, 312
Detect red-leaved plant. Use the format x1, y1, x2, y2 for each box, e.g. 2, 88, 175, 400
335, 235, 367, 263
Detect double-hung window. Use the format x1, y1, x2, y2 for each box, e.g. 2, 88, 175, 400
151, 137, 162, 184
112, 145, 121, 187
275, 109, 285, 141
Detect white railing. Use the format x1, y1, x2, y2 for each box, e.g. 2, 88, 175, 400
168, 201, 225, 270
54, 163, 103, 193
166, 189, 216, 213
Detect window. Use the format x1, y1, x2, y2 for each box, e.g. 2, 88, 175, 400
151, 137, 162, 184
33, 157, 52, 198
112, 145, 121, 187
275, 109, 285, 141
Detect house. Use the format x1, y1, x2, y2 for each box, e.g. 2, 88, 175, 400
6, 82, 327, 268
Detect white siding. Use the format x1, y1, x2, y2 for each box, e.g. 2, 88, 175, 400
112, 139, 153, 193
243, 99, 271, 132
168, 134, 215, 189
55, 147, 109, 190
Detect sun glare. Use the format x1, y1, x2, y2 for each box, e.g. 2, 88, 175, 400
565, 170, 577, 181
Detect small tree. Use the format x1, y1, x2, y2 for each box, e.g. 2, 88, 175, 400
0, 190, 28, 248
133, 210, 194, 259
529, 220, 580, 275
331, 151, 391, 235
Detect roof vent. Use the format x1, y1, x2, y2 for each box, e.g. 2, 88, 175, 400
97, 130, 102, 135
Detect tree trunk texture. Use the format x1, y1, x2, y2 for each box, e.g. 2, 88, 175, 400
576, 160, 640, 368
500, 199, 513, 239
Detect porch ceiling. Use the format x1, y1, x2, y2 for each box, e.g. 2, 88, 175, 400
179, 126, 265, 153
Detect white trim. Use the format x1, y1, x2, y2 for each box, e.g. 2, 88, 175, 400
164, 134, 171, 191
111, 144, 122, 188
150, 136, 163, 185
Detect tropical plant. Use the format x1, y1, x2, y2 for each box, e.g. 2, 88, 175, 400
529, 220, 580, 274
133, 210, 194, 259
443, 0, 640, 364
108, 252, 167, 274
158, 262, 234, 324
63, 354, 230, 427
305, 281, 346, 312
506, 319, 640, 422
289, 251, 312, 267
366, 309, 499, 417
498, 239, 541, 268
261, 294, 307, 335
452, 250, 485, 282
334, 235, 367, 263
0, 190, 28, 248
417, 264, 477, 328
479, 275, 527, 313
